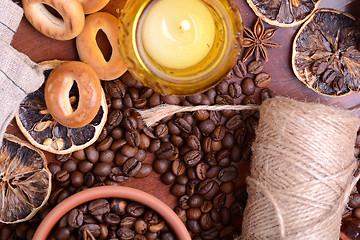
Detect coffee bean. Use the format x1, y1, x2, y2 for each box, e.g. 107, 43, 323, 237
179, 195, 190, 210
110, 199, 127, 215
99, 223, 108, 239
174, 118, 192, 133
117, 227, 135, 240
149, 92, 161, 107
155, 124, 169, 138
125, 130, 141, 147
187, 208, 202, 220
189, 194, 204, 208
220, 207, 232, 226
93, 162, 112, 177
186, 179, 199, 196
108, 109, 123, 126
206, 166, 220, 179
196, 163, 207, 180
73, 149, 86, 161
228, 82, 242, 98
176, 175, 188, 185
241, 77, 255, 96
123, 158, 142, 177
215, 94, 233, 106
110, 139, 127, 151
233, 60, 247, 78
209, 111, 222, 125
211, 140, 222, 152
148, 139, 161, 153
123, 116, 137, 131
254, 72, 272, 88
121, 216, 137, 228
210, 209, 220, 223
106, 80, 126, 98
194, 110, 209, 121
183, 150, 202, 167
218, 166, 238, 182
174, 207, 187, 223
202, 137, 212, 153
56, 170, 70, 183
88, 199, 110, 215
187, 94, 203, 105
54, 227, 70, 240
153, 159, 171, 174
99, 149, 115, 163
226, 115, 244, 131
199, 119, 215, 135
172, 160, 186, 176
170, 135, 184, 147
156, 142, 177, 160
170, 183, 186, 197
220, 181, 235, 194
216, 81, 229, 95
68, 209, 83, 228
212, 125, 226, 141
247, 60, 264, 74
134, 234, 147, 240
201, 201, 213, 213
187, 220, 201, 234
213, 193, 226, 209
138, 134, 150, 149
260, 88, 274, 103
111, 98, 123, 110
201, 226, 219, 240
134, 163, 152, 178
70, 171, 84, 188
134, 149, 146, 162
200, 213, 213, 230
222, 133, 235, 149
134, 218, 147, 234
121, 145, 138, 157
160, 171, 176, 185
109, 166, 128, 183
187, 167, 197, 180
126, 202, 145, 217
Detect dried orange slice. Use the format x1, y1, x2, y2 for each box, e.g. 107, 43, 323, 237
0, 134, 51, 223
246, 0, 323, 27
15, 60, 108, 154
292, 9, 360, 96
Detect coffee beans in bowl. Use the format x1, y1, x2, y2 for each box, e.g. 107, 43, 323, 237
33, 186, 191, 240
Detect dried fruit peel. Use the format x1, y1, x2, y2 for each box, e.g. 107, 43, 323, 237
246, 0, 323, 27
15, 60, 108, 154
0, 134, 51, 224
292, 9, 360, 97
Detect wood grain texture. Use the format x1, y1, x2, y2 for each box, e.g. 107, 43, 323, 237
7, 0, 360, 231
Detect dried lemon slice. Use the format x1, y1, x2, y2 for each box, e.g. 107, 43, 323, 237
15, 60, 108, 154
246, 0, 323, 27
292, 9, 360, 96
0, 134, 51, 224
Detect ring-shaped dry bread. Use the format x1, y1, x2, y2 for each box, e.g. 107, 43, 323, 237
44, 61, 102, 128
78, 0, 110, 14
76, 12, 127, 80
22, 0, 85, 40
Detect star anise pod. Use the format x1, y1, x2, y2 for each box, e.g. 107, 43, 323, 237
242, 18, 281, 62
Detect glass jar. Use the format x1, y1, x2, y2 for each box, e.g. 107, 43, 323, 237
118, 0, 243, 96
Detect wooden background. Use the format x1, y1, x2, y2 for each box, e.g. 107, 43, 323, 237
8, 0, 360, 232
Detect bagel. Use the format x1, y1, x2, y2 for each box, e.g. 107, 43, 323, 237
78, 0, 110, 14
44, 61, 102, 128
76, 12, 127, 80
22, 0, 85, 40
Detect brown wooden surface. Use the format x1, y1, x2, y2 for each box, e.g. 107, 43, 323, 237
7, 0, 360, 231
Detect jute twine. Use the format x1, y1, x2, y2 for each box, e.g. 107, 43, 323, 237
137, 97, 360, 239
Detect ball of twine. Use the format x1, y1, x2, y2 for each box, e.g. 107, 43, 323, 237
241, 97, 360, 240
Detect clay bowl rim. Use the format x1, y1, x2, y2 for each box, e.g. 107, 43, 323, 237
33, 186, 191, 240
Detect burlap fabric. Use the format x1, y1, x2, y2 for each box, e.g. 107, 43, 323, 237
0, 0, 44, 146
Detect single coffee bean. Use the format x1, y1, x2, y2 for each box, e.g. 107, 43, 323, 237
186, 167, 197, 180
172, 160, 186, 176
123, 93, 133, 108
222, 132, 235, 149
195, 162, 207, 180
162, 95, 181, 105
121, 145, 138, 158
109, 166, 128, 183
106, 79, 126, 98
93, 162, 112, 177
170, 135, 184, 147
155, 124, 169, 138
123, 158, 142, 177
148, 139, 161, 153
49, 162, 62, 178
117, 227, 135, 240
97, 136, 113, 151
187, 208, 202, 220
156, 142, 176, 159
210, 209, 220, 223
174, 118, 192, 133
125, 130, 141, 147
170, 183, 186, 197
201, 200, 213, 213
220, 181, 235, 194
138, 134, 150, 149
206, 166, 221, 179
202, 137, 212, 153
134, 218, 147, 234
99, 223, 108, 240
134, 163, 152, 178
186, 220, 201, 234
110, 199, 127, 215
153, 159, 171, 174
228, 82, 242, 98
218, 166, 239, 182
187, 135, 201, 150
176, 174, 188, 185
216, 80, 229, 95
212, 125, 226, 141
233, 59, 247, 78
213, 193, 226, 209
70, 170, 84, 187
201, 226, 219, 240
187, 94, 203, 104
186, 179, 199, 196
73, 149, 86, 161
247, 60, 264, 74
199, 119, 215, 135
108, 109, 123, 126
62, 159, 77, 173
88, 199, 110, 215
111, 98, 123, 110
120, 216, 137, 228
260, 87, 274, 103
54, 227, 71, 240
126, 202, 145, 217
160, 171, 176, 185
174, 207, 187, 223
200, 213, 213, 230
194, 110, 209, 121
55, 170, 70, 183
183, 150, 202, 167
68, 209, 84, 228
215, 94, 233, 106
241, 77, 255, 96
179, 195, 190, 210
209, 111, 222, 125
220, 207, 232, 226
226, 115, 244, 131
99, 149, 115, 163
189, 194, 204, 208
110, 139, 127, 151
134, 234, 147, 240
254, 72, 272, 88
123, 116, 137, 131
148, 92, 161, 107
211, 140, 222, 152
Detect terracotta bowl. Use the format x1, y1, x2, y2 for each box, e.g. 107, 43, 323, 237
33, 186, 191, 240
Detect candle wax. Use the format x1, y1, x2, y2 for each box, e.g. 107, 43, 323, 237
140, 0, 216, 69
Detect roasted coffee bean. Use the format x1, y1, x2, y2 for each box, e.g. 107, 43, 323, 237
126, 202, 145, 217
260, 88, 274, 103
199, 119, 215, 135
99, 223, 108, 239
218, 166, 238, 182
174, 207, 187, 223
83, 172, 95, 187
125, 130, 141, 147
209, 111, 222, 125
161, 95, 181, 105
79, 224, 101, 238
153, 159, 171, 174
161, 171, 176, 185
187, 220, 201, 234
197, 179, 220, 200
70, 171, 84, 187
134, 148, 146, 161
110, 139, 127, 151
108, 109, 123, 126
149, 92, 161, 107
123, 93, 133, 108
228, 82, 242, 99
187, 208, 202, 220
134, 234, 147, 240
215, 95, 233, 106
99, 149, 115, 163
156, 142, 176, 159
200, 213, 213, 230
170, 183, 186, 197
174, 118, 192, 133
68, 209, 83, 228
204, 152, 217, 166
170, 135, 184, 147
54, 227, 71, 240
117, 227, 135, 240
186, 135, 201, 150
233, 59, 247, 78
106, 80, 126, 98
189, 194, 204, 208
186, 179, 199, 196
155, 124, 169, 138
134, 163, 152, 178
210, 208, 220, 223
97, 127, 109, 143
123, 116, 137, 131
201, 200, 213, 213
97, 136, 113, 151
111, 97, 123, 110
161, 232, 176, 240
114, 152, 128, 166
148, 139, 161, 153
254, 72, 272, 88
196, 163, 207, 180
220, 207, 232, 226
211, 140, 222, 152
202, 137, 212, 153
213, 193, 226, 209
220, 181, 235, 194
88, 199, 110, 215
201, 226, 219, 240
187, 94, 203, 105
194, 110, 209, 121
56, 170, 70, 183
149, 221, 165, 233
138, 134, 150, 149
109, 166, 129, 183
216, 80, 229, 95
176, 174, 188, 185
123, 158, 142, 177
226, 115, 244, 131
110, 199, 127, 215
83, 146, 99, 163
111, 128, 124, 140
49, 162, 62, 178
349, 193, 360, 208
93, 162, 112, 177
241, 77, 255, 96
128, 87, 139, 100
222, 133, 235, 149
172, 160, 186, 176
187, 167, 197, 180
121, 216, 137, 228
179, 195, 190, 210
247, 60, 264, 74
212, 125, 226, 141
183, 150, 202, 167
121, 145, 138, 158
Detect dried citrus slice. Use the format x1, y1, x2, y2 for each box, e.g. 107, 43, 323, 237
246, 0, 323, 27
292, 9, 360, 96
0, 134, 51, 223
15, 61, 108, 154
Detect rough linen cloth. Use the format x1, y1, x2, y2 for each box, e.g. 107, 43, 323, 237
0, 0, 44, 145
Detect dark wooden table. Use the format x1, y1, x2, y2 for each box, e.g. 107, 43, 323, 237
7, 0, 360, 233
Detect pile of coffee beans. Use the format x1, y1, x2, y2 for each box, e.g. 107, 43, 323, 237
0, 56, 276, 239
48, 198, 175, 240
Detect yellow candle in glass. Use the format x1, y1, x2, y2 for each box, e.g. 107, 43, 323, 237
140, 0, 216, 69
